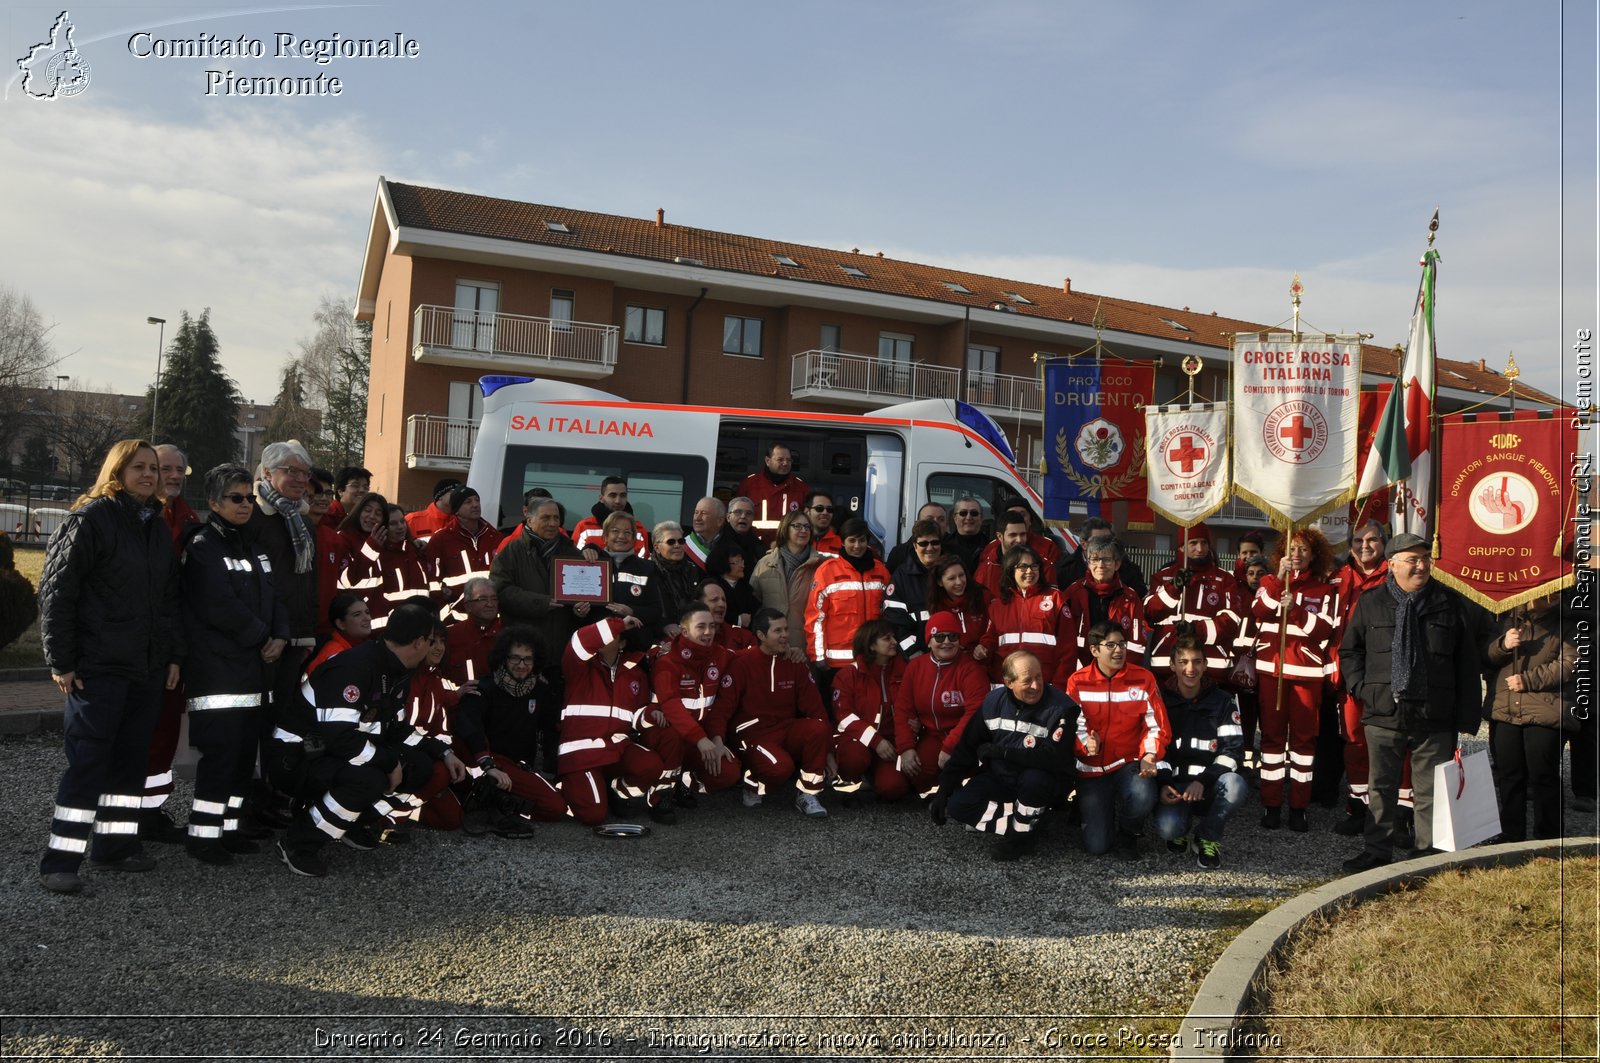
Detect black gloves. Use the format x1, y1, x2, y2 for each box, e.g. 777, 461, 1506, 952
929, 792, 948, 826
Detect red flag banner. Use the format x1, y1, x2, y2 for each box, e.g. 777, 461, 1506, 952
1433, 410, 1577, 612
1349, 387, 1393, 529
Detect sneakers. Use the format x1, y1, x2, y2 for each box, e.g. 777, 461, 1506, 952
991, 830, 1038, 862
795, 792, 828, 818
89, 853, 156, 873
1287, 808, 1309, 833
40, 871, 91, 895
139, 808, 188, 845
1166, 835, 1190, 855
1340, 850, 1391, 873
1260, 806, 1282, 830
1333, 800, 1365, 835
277, 839, 328, 878
741, 788, 763, 809
673, 781, 699, 809
1195, 838, 1222, 870
649, 800, 678, 825
1112, 831, 1141, 861
186, 840, 234, 866
489, 812, 535, 840
221, 835, 261, 855
340, 825, 380, 851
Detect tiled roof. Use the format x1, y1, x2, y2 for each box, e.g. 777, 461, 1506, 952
384, 180, 1557, 405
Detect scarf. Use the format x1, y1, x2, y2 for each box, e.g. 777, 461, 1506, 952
1385, 573, 1427, 700
779, 544, 811, 583
258, 478, 313, 574
494, 666, 538, 699
842, 549, 876, 574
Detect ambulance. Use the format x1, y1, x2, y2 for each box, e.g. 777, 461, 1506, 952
466, 376, 1062, 551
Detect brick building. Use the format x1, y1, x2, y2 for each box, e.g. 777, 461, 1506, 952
354, 178, 1551, 548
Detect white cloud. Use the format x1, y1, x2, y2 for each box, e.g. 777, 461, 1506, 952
1, 100, 392, 403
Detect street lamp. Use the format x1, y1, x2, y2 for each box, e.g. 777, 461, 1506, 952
147, 316, 166, 440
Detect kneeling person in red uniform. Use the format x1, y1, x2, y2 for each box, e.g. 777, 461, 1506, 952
561, 615, 673, 825
893, 611, 990, 798
729, 608, 831, 817
650, 603, 742, 799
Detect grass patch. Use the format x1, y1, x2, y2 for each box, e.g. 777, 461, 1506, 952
1, 545, 44, 669
1254, 855, 1599, 1059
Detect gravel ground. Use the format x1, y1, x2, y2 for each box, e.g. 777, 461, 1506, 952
2, 730, 1593, 1061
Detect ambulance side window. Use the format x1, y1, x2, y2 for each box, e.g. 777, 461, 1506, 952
500, 447, 707, 532
926, 473, 1034, 533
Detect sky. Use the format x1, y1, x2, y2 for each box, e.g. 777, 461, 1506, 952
1, 1, 1594, 410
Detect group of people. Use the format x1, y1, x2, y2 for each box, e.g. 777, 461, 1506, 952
33, 436, 1591, 893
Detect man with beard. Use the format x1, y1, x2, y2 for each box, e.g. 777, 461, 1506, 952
571, 477, 649, 558
942, 498, 992, 571
1144, 523, 1243, 683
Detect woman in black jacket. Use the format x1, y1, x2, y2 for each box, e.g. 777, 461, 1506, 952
37, 439, 182, 895
180, 464, 289, 865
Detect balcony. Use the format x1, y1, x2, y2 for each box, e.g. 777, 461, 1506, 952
790, 350, 1042, 417
405, 414, 476, 472
961, 370, 1041, 419
789, 350, 961, 408
412, 305, 619, 378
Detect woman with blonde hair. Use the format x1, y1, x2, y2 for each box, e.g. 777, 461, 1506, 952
1251, 526, 1339, 832
37, 439, 182, 894
750, 508, 824, 638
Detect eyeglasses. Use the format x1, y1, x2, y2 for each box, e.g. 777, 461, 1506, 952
506, 653, 535, 664
730, 510, 754, 519
661, 537, 685, 546
1394, 556, 1431, 568
1098, 640, 1128, 651
929, 632, 960, 644
1014, 562, 1040, 571
810, 505, 833, 512
790, 523, 812, 532
1086, 557, 1116, 566
273, 466, 310, 479
219, 492, 253, 505
466, 595, 498, 604
915, 539, 942, 549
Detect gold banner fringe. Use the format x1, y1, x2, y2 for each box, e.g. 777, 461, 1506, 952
1146, 493, 1232, 530
1430, 571, 1576, 615
1230, 483, 1357, 534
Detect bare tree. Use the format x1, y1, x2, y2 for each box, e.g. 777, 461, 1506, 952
0, 287, 62, 472
293, 295, 368, 468
45, 381, 132, 484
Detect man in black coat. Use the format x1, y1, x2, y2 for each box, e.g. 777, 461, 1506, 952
1338, 532, 1482, 870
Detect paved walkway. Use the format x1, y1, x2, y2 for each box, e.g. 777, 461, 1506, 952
0, 674, 64, 734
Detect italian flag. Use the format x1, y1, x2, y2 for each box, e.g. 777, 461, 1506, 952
1356, 247, 1437, 537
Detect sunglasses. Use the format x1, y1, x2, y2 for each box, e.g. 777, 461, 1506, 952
219, 493, 253, 505
915, 539, 942, 549
954, 510, 981, 518
929, 632, 960, 644
661, 537, 685, 546
810, 505, 833, 512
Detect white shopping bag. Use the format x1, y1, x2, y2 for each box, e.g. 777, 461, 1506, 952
1432, 748, 1501, 851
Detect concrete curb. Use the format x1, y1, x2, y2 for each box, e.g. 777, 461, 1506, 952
0, 667, 51, 682
0, 707, 63, 735
1171, 836, 1600, 1061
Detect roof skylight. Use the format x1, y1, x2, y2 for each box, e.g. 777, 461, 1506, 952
840, 265, 868, 278
543, 221, 571, 233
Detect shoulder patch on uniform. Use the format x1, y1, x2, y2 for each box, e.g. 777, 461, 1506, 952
342, 685, 360, 704
1024, 735, 1036, 748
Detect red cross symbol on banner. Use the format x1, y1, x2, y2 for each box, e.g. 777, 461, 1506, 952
1167, 434, 1207, 474
1279, 416, 1313, 450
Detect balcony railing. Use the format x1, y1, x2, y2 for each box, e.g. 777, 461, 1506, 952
789, 350, 962, 407
790, 350, 1042, 416
405, 414, 477, 472
412, 305, 619, 377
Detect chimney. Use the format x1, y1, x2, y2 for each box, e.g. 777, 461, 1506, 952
1478, 358, 1486, 371
1063, 277, 1072, 293
655, 208, 665, 227
876, 251, 884, 258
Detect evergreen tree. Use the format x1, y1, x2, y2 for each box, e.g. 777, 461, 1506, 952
264, 359, 320, 449
140, 309, 241, 479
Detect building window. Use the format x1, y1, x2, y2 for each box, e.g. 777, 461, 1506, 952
550, 289, 574, 332
624, 305, 666, 346
819, 324, 841, 352
723, 315, 763, 358
877, 332, 914, 392
453, 281, 498, 352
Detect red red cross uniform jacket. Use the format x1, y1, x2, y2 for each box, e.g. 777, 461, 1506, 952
805, 553, 891, 667
735, 471, 812, 540
892, 653, 990, 757
981, 584, 1074, 685
728, 647, 831, 795
338, 534, 435, 632
833, 656, 906, 755
426, 517, 503, 613
559, 618, 654, 775
1144, 558, 1243, 678
1066, 661, 1172, 778
1251, 572, 1339, 681
971, 533, 1060, 598
651, 634, 738, 747
1060, 577, 1147, 673
444, 616, 502, 686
